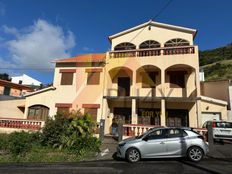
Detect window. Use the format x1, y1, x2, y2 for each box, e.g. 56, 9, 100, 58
169, 71, 185, 88
164, 38, 190, 47
139, 40, 160, 49
87, 72, 100, 85
3, 87, 10, 95
84, 108, 97, 122
61, 72, 73, 85
114, 42, 136, 51
167, 129, 187, 138
57, 107, 69, 114
142, 71, 156, 88
146, 129, 166, 140
28, 105, 49, 120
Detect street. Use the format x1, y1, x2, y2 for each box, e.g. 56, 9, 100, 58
0, 158, 232, 174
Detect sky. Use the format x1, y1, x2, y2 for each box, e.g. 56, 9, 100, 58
0, 0, 232, 84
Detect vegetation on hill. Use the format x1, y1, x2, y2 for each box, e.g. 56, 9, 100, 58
199, 43, 232, 81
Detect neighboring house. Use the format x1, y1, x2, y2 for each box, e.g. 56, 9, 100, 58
0, 79, 33, 98
0, 20, 229, 135
11, 74, 41, 86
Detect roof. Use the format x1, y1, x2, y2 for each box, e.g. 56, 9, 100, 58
0, 79, 32, 90
108, 20, 197, 41
200, 96, 227, 106
24, 86, 56, 97
53, 53, 106, 63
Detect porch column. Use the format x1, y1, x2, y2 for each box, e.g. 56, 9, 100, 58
161, 69, 165, 97
161, 99, 166, 126
196, 99, 202, 127
131, 99, 137, 124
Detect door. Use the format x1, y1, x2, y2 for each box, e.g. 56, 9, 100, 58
164, 128, 188, 156
140, 129, 167, 158
201, 112, 220, 125
118, 77, 130, 96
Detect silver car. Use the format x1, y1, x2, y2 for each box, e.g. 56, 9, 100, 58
117, 127, 208, 163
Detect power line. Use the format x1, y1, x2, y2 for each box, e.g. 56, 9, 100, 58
152, 0, 173, 20
129, 0, 173, 43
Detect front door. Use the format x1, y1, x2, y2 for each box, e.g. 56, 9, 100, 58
118, 77, 130, 96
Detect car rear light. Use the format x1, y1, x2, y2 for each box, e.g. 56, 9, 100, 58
197, 135, 204, 141
212, 122, 216, 128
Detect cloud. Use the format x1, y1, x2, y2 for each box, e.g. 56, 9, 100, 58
0, 2, 5, 16
3, 19, 76, 69
83, 46, 94, 52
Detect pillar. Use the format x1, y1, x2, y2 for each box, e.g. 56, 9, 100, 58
161, 99, 166, 126
131, 99, 137, 124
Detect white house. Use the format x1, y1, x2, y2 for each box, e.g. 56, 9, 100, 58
11, 74, 41, 86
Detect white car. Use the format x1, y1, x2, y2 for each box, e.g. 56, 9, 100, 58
203, 121, 232, 141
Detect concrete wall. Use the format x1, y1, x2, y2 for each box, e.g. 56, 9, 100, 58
201, 80, 230, 109
0, 99, 25, 118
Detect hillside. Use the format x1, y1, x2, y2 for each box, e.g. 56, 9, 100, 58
199, 43, 232, 81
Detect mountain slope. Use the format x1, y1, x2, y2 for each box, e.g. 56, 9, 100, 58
199, 43, 232, 81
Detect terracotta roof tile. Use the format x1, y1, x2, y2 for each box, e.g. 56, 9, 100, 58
54, 53, 106, 63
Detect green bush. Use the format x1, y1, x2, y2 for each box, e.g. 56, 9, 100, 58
41, 110, 100, 155
8, 131, 39, 156
0, 134, 9, 151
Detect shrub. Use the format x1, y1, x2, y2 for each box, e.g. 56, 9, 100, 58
0, 134, 9, 152
8, 131, 39, 156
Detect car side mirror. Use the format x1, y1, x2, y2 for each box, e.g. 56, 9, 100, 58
143, 136, 148, 141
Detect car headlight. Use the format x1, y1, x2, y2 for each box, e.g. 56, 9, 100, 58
118, 142, 126, 147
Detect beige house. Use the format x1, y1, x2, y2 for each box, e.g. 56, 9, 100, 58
0, 20, 228, 135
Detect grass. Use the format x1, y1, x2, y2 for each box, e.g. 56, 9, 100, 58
0, 145, 97, 163
201, 60, 232, 81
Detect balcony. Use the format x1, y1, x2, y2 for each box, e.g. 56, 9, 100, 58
109, 46, 195, 58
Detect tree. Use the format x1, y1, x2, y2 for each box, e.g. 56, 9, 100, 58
0, 73, 11, 81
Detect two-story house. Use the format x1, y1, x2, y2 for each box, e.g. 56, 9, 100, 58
2, 20, 227, 135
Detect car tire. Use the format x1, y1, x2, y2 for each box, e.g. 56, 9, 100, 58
187, 146, 203, 162
126, 148, 141, 163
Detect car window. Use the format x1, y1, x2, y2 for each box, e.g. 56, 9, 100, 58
167, 129, 187, 138
146, 129, 166, 140
215, 122, 232, 128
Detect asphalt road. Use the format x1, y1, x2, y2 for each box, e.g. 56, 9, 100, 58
0, 158, 232, 174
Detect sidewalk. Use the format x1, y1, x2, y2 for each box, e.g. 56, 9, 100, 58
207, 141, 232, 159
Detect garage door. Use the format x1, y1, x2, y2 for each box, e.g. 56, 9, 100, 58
201, 112, 220, 125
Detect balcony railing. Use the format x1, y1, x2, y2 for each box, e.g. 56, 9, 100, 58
109, 46, 195, 58
0, 118, 45, 130
123, 124, 162, 137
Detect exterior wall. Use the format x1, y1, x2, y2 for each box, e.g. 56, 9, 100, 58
105, 48, 200, 98
24, 90, 56, 118
0, 99, 25, 118
111, 25, 194, 49
11, 74, 41, 86
201, 100, 227, 122
201, 80, 230, 109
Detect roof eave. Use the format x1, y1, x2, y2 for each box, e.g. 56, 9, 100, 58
108, 20, 197, 41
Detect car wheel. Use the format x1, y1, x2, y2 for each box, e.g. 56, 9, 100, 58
187, 146, 203, 162
126, 148, 140, 163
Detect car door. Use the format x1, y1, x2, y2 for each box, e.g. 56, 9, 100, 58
164, 128, 188, 156
140, 129, 167, 158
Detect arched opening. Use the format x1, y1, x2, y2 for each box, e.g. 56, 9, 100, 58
114, 42, 136, 51
27, 105, 49, 120
136, 65, 161, 89
109, 67, 133, 97
139, 40, 161, 49
164, 38, 190, 47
